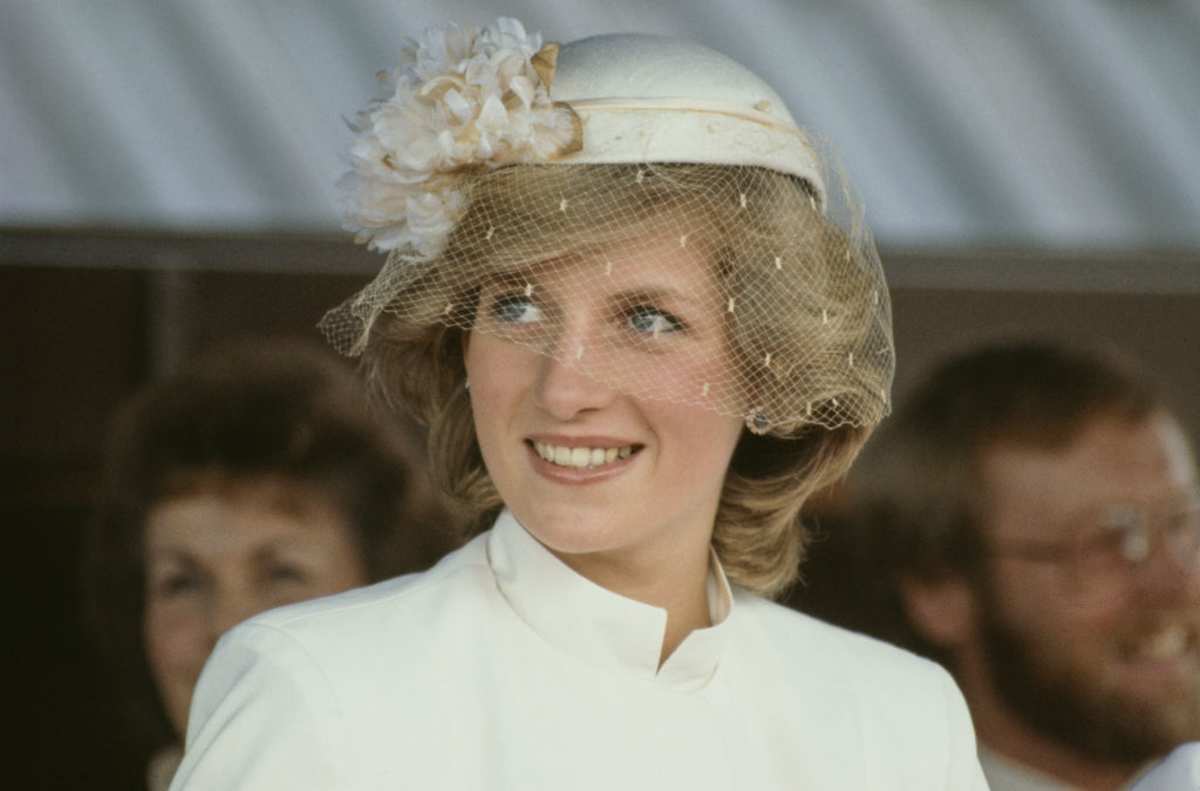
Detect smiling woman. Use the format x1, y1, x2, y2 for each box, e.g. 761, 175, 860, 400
84, 338, 452, 791
362, 162, 890, 597
170, 18, 988, 790
464, 229, 744, 648
141, 478, 367, 736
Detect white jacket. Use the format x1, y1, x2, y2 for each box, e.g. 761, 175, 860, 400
171, 511, 989, 790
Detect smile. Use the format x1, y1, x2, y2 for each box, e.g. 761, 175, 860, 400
1112, 621, 1200, 696
532, 441, 637, 469
1128, 624, 1194, 663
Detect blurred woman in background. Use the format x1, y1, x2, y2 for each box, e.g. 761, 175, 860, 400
86, 338, 455, 790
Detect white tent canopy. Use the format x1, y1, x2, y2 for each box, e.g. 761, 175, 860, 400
3, 0, 1199, 250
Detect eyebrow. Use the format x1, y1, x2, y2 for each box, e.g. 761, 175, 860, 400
144, 546, 198, 566
607, 286, 709, 311
487, 271, 705, 307
249, 543, 307, 566
481, 270, 536, 292
481, 266, 717, 326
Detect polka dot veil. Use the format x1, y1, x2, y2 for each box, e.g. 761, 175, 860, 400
320, 19, 894, 436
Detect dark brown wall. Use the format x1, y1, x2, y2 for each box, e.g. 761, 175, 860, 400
3, 252, 370, 791
890, 288, 1200, 441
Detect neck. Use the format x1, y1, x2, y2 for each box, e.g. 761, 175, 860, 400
961, 663, 1140, 790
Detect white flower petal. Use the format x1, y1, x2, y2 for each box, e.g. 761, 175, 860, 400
443, 88, 473, 122
341, 17, 576, 258
495, 17, 527, 42
478, 94, 508, 131
510, 74, 534, 108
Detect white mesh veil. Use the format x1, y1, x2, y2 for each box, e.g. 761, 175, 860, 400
321, 19, 894, 436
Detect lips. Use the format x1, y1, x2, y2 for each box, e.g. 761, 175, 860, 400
1111, 622, 1200, 697
523, 436, 644, 484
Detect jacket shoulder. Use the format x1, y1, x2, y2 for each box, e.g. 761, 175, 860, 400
734, 594, 986, 788
737, 592, 944, 681
232, 533, 495, 657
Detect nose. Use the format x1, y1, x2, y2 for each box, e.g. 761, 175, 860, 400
531, 339, 617, 422
208, 586, 263, 646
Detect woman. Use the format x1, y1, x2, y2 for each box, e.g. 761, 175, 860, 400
172, 20, 987, 789
86, 339, 452, 791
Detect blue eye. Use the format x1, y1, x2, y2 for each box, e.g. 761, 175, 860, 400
490, 295, 543, 325
627, 305, 684, 336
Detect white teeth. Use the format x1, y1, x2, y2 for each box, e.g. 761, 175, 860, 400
533, 442, 636, 468
1142, 626, 1187, 661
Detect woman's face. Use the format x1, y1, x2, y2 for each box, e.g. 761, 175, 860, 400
465, 231, 744, 577
142, 480, 368, 737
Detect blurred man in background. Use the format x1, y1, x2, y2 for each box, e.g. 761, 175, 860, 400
799, 339, 1200, 790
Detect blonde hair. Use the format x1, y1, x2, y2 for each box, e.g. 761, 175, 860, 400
361, 163, 885, 597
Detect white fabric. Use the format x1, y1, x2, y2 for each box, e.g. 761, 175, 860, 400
979, 748, 1079, 791
171, 510, 987, 789
1130, 743, 1200, 790
551, 34, 827, 203
980, 745, 1158, 791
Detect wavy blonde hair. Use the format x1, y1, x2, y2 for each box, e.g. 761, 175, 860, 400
361, 163, 886, 597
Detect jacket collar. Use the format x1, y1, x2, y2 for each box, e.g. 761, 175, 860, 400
487, 509, 734, 690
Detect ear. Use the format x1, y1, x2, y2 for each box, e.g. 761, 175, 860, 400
899, 574, 976, 650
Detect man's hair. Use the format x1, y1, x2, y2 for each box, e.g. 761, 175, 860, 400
798, 338, 1165, 664
85, 338, 455, 756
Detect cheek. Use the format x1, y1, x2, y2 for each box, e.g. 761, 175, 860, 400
468, 383, 509, 479
1064, 599, 1129, 642
307, 549, 371, 597
143, 600, 211, 684
466, 338, 530, 443
652, 406, 741, 487
650, 345, 743, 410
466, 335, 503, 404
992, 568, 1119, 647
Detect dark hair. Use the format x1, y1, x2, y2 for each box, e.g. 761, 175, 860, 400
798, 338, 1166, 665
84, 338, 454, 755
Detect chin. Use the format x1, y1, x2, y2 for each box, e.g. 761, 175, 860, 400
511, 498, 630, 556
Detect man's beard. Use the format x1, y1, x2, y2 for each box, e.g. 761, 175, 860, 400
977, 579, 1200, 765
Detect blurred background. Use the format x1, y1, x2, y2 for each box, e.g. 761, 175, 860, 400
3, 1, 1198, 787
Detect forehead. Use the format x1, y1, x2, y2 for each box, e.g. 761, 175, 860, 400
490, 226, 721, 301
981, 413, 1197, 537
144, 481, 351, 559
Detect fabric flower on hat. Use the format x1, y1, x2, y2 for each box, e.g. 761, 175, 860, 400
341, 17, 581, 256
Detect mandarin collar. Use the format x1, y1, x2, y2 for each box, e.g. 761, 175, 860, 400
487, 509, 734, 690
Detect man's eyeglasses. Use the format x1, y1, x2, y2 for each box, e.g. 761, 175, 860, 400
989, 493, 1200, 595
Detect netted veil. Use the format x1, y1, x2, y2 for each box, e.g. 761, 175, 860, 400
321, 19, 893, 436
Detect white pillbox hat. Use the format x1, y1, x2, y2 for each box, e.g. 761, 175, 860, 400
550, 34, 826, 205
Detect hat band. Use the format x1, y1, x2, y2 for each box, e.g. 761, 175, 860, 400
555, 97, 826, 201
567, 97, 806, 137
